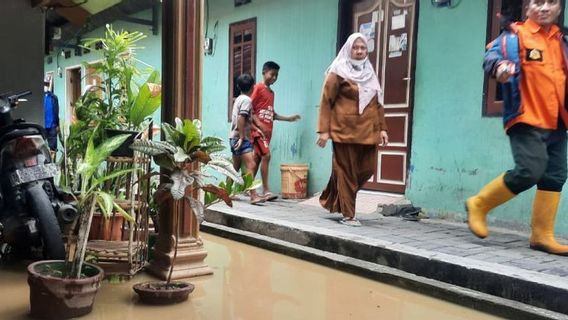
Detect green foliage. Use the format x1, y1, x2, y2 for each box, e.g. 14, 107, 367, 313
204, 173, 262, 206
128, 71, 162, 128
74, 129, 137, 222
81, 24, 153, 131
131, 117, 243, 224
64, 24, 161, 183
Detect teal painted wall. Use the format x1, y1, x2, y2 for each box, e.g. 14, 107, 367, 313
407, 1, 568, 235
44, 9, 162, 136
202, 0, 338, 194
42, 2, 568, 234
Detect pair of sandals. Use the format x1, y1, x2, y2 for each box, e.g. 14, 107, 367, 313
250, 192, 278, 205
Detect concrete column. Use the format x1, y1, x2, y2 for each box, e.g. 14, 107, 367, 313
147, 0, 212, 280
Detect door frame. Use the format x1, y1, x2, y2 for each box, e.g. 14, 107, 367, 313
64, 64, 83, 126
337, 0, 419, 194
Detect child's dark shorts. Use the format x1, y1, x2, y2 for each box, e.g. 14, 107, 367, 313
230, 138, 253, 156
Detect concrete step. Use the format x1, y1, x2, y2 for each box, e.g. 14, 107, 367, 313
204, 202, 568, 319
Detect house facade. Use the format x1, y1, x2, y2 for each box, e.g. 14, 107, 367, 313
47, 1, 568, 235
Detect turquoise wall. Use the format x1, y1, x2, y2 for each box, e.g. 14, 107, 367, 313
44, 9, 162, 135
43, 2, 568, 234
203, 0, 337, 195
407, 1, 568, 235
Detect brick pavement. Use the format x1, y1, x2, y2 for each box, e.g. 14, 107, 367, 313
204, 196, 568, 317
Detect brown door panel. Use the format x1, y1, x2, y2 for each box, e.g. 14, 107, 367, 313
351, 0, 415, 194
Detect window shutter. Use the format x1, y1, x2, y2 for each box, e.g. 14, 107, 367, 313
228, 18, 256, 121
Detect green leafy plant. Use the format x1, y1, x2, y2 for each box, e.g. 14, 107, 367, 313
204, 173, 262, 206
81, 24, 161, 131
65, 128, 138, 278
62, 25, 161, 185
131, 117, 241, 284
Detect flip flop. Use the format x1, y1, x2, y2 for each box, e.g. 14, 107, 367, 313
263, 192, 278, 201
250, 197, 266, 205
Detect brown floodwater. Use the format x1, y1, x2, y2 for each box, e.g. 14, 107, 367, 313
0, 233, 502, 320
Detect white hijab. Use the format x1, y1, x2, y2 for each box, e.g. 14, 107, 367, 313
326, 33, 383, 114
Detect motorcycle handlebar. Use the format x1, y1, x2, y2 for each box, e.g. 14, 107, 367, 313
7, 91, 32, 105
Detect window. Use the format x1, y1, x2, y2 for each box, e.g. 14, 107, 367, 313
228, 18, 256, 121
484, 0, 564, 116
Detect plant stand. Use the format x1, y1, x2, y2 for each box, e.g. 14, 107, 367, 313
147, 198, 212, 280
85, 155, 151, 278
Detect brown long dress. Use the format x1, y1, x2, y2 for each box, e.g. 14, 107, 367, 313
319, 143, 377, 218
317, 73, 387, 219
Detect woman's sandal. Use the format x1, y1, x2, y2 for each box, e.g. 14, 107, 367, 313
339, 217, 362, 227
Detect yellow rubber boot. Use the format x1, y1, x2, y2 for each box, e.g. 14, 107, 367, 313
530, 190, 568, 256
465, 174, 515, 238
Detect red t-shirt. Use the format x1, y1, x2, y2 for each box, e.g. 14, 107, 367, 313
251, 83, 275, 140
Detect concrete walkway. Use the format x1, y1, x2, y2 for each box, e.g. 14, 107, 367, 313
204, 196, 568, 320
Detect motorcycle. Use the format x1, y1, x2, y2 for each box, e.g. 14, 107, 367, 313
0, 90, 76, 261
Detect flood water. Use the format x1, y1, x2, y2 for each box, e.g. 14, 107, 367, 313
0, 233, 502, 320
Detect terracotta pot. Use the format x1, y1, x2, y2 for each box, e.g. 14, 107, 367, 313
133, 281, 194, 305
27, 260, 104, 319
88, 214, 124, 241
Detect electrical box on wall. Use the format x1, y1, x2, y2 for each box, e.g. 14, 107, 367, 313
431, 0, 451, 7
234, 0, 251, 7
204, 37, 213, 55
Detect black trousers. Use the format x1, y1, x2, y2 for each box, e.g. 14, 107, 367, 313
504, 123, 567, 194
46, 127, 57, 151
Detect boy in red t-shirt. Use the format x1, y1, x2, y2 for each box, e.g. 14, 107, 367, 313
251, 61, 301, 200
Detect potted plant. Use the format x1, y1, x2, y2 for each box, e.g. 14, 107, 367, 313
75, 24, 161, 158
27, 130, 136, 319
130, 118, 241, 305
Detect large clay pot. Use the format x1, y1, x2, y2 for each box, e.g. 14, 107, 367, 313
133, 281, 194, 305
88, 213, 125, 241
27, 260, 104, 319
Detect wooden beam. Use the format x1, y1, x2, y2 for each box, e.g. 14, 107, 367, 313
147, 0, 211, 281
54, 0, 90, 26
30, 0, 58, 8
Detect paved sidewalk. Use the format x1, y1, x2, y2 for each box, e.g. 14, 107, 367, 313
204, 196, 568, 319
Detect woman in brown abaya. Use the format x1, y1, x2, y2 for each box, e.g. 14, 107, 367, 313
316, 33, 389, 226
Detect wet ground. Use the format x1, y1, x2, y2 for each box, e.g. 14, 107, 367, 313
0, 233, 501, 320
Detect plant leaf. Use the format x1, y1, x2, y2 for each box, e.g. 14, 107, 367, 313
201, 184, 232, 207
206, 159, 244, 185
94, 191, 115, 219
130, 139, 176, 156
173, 147, 190, 163
185, 196, 204, 224
170, 169, 194, 200
128, 74, 161, 127
153, 153, 176, 171
189, 171, 206, 188
90, 168, 139, 193
190, 150, 211, 164
92, 133, 130, 168
181, 119, 200, 152
162, 122, 184, 147
113, 202, 135, 222
201, 144, 226, 155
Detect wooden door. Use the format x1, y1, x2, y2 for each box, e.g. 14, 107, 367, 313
65, 67, 81, 124
351, 0, 416, 194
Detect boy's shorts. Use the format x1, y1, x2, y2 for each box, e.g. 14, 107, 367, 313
230, 138, 253, 156
251, 130, 270, 157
